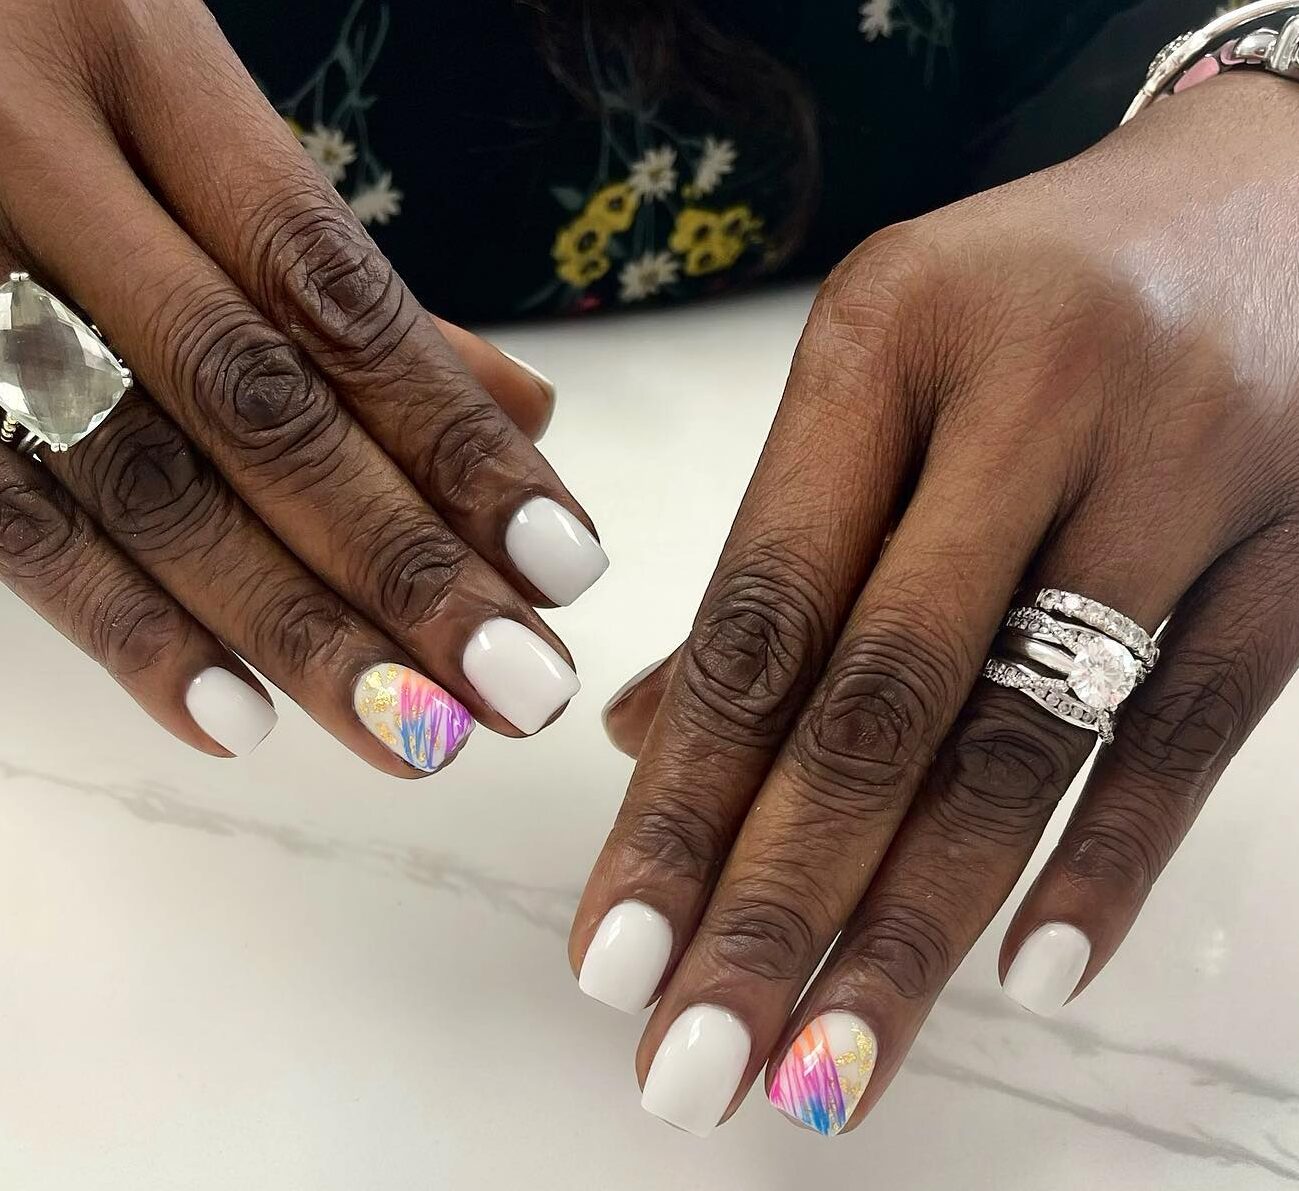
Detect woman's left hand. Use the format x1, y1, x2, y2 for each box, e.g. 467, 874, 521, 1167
573, 71, 1299, 1137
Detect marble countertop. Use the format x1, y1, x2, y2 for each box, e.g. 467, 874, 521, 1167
0, 286, 1295, 1189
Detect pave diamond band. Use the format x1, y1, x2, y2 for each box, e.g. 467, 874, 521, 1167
0, 272, 132, 455
983, 590, 1159, 745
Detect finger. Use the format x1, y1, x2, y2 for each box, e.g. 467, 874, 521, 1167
1001, 523, 1299, 1016
0, 110, 578, 737
601, 650, 680, 759
432, 318, 556, 444
636, 436, 1053, 1137
113, 1, 603, 605
570, 245, 926, 1015
44, 392, 473, 778
0, 443, 274, 757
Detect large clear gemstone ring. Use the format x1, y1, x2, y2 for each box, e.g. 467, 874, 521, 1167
0, 272, 132, 455
982, 589, 1159, 745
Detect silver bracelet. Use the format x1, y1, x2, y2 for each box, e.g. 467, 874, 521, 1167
1124, 0, 1299, 124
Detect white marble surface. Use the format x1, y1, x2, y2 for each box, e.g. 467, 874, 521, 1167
1, 286, 1296, 1188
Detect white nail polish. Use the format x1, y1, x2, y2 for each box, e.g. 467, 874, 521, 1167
461, 618, 580, 734
505, 497, 608, 606
601, 657, 670, 720
1003, 922, 1091, 1017
185, 668, 277, 756
578, 901, 672, 1013
641, 1004, 751, 1138
499, 350, 556, 402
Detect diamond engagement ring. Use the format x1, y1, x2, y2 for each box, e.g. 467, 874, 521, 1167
982, 589, 1159, 744
0, 272, 132, 456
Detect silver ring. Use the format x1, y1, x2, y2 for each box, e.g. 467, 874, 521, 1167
982, 589, 1160, 745
0, 271, 132, 457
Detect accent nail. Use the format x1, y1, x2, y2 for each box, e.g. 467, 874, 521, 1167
499, 350, 556, 403
1003, 922, 1091, 1017
461, 618, 580, 734
353, 662, 474, 773
768, 1012, 876, 1137
578, 900, 672, 1013
641, 1004, 750, 1138
601, 656, 670, 721
185, 667, 277, 756
505, 496, 608, 606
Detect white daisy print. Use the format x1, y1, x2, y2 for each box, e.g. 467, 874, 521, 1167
628, 146, 678, 201
619, 251, 680, 302
859, 0, 895, 40
692, 136, 737, 196
350, 172, 403, 225
300, 124, 357, 184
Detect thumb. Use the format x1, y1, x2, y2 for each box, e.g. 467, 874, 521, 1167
601, 647, 682, 758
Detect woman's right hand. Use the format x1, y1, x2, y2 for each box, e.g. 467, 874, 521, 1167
0, 0, 608, 775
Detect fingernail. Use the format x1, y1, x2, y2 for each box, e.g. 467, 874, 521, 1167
641, 1004, 750, 1138
462, 618, 580, 734
353, 662, 474, 773
1003, 922, 1091, 1016
768, 1012, 876, 1137
500, 350, 556, 404
601, 656, 670, 720
505, 496, 608, 606
578, 900, 672, 1013
185, 667, 277, 756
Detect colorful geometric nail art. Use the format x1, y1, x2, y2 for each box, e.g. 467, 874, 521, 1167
768, 1011, 876, 1136
353, 663, 474, 773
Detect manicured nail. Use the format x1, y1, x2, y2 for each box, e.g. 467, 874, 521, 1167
601, 656, 670, 721
185, 667, 277, 756
578, 900, 672, 1013
461, 618, 580, 734
768, 1012, 876, 1137
353, 662, 474, 773
505, 496, 608, 606
500, 350, 556, 403
1003, 922, 1091, 1016
641, 1004, 750, 1138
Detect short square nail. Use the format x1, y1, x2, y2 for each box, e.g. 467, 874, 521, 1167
185, 667, 277, 756
578, 901, 672, 1013
499, 350, 556, 403
353, 663, 474, 772
461, 618, 580, 734
768, 1012, 876, 1137
1003, 922, 1091, 1016
505, 496, 608, 606
641, 1004, 750, 1138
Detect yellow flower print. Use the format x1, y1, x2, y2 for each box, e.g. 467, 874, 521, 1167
718, 204, 764, 243
668, 208, 722, 256
683, 236, 745, 277
586, 182, 639, 232
552, 214, 611, 262
556, 252, 611, 288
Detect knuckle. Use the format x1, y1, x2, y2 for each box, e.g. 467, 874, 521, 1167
368, 519, 469, 627
254, 198, 411, 363
191, 318, 344, 466
619, 789, 730, 888
787, 623, 959, 815
703, 882, 821, 984
850, 897, 954, 1001
248, 581, 359, 681
0, 471, 86, 582
85, 574, 188, 681
413, 402, 517, 509
927, 692, 1085, 845
683, 545, 833, 747
66, 400, 231, 556
1058, 805, 1167, 896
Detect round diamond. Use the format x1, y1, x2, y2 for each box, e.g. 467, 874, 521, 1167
1068, 636, 1139, 710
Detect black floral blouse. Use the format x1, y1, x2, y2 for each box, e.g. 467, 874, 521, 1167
208, 0, 1221, 323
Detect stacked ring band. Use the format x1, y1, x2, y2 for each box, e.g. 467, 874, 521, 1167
0, 271, 133, 456
982, 589, 1159, 744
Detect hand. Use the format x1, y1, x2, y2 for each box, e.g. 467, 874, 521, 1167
573, 71, 1299, 1137
0, 0, 607, 773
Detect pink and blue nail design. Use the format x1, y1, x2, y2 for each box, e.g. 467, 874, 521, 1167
768, 1012, 876, 1136
354, 663, 474, 772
